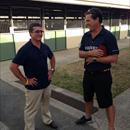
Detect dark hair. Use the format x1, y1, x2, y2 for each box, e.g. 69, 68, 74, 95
28, 23, 42, 33
84, 8, 103, 23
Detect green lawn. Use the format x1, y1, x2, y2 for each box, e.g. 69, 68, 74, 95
52, 48, 130, 97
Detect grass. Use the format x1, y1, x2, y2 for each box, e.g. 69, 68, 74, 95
52, 48, 130, 97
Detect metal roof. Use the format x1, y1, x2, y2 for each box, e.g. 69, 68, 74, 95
32, 0, 130, 9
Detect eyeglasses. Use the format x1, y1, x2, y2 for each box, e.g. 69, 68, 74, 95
32, 30, 44, 34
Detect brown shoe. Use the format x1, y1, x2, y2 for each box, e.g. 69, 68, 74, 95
47, 121, 58, 129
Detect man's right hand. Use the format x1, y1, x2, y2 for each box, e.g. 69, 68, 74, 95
25, 78, 37, 87
88, 49, 104, 57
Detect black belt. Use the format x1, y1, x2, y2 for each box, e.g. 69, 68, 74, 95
85, 68, 110, 74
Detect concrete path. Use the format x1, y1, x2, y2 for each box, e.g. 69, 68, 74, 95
0, 39, 130, 130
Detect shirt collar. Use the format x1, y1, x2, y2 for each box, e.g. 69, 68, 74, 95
86, 26, 105, 37
29, 39, 43, 49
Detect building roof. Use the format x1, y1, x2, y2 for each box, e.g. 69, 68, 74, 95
32, 0, 130, 9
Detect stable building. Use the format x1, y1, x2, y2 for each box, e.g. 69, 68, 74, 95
0, 0, 130, 61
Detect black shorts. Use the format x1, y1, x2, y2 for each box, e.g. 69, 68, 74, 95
83, 70, 113, 108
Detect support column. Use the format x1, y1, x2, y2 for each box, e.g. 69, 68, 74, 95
9, 7, 16, 54
64, 19, 67, 30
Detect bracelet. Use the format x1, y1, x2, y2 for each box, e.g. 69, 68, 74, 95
51, 68, 55, 72
25, 79, 29, 85
93, 57, 97, 62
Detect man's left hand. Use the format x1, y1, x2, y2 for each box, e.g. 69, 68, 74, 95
86, 57, 94, 65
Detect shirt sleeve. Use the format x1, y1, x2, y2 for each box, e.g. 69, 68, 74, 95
79, 34, 86, 51
12, 47, 27, 65
46, 45, 53, 59
105, 33, 119, 55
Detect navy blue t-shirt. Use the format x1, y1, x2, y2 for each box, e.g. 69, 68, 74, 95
12, 40, 53, 90
79, 27, 119, 72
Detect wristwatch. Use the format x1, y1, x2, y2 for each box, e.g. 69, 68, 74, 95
93, 57, 97, 62
51, 68, 55, 72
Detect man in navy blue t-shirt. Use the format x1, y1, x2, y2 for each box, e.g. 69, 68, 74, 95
75, 8, 119, 130
10, 23, 58, 130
